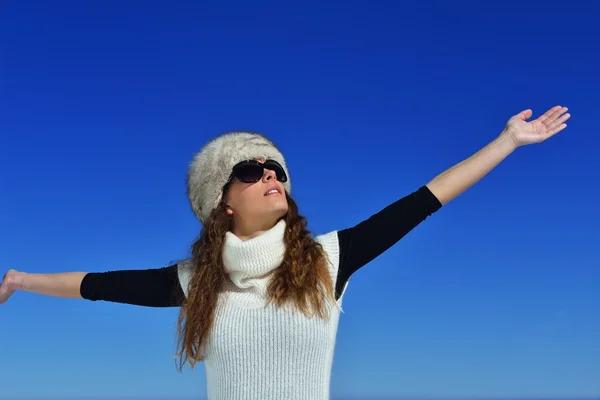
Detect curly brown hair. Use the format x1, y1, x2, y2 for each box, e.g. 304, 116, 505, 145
174, 191, 336, 370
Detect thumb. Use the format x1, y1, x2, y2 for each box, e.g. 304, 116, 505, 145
515, 109, 533, 121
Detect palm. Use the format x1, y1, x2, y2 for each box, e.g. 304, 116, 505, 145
505, 105, 571, 146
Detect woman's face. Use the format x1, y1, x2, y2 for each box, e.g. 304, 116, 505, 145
223, 158, 288, 231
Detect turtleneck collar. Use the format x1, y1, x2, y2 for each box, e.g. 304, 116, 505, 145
222, 219, 286, 295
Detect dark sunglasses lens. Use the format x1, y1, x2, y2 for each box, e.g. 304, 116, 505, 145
235, 163, 263, 182
265, 161, 287, 182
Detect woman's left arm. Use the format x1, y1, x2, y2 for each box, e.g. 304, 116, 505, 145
335, 105, 570, 296
427, 105, 570, 205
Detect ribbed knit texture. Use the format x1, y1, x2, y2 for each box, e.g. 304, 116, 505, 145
177, 223, 348, 400
221, 219, 286, 297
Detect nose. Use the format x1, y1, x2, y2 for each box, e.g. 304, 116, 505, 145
262, 168, 277, 182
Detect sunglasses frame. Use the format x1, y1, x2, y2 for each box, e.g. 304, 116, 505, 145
227, 159, 288, 185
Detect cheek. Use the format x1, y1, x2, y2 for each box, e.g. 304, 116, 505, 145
241, 186, 266, 205
229, 184, 262, 208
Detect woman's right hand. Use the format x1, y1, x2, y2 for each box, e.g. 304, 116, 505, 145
0, 269, 23, 304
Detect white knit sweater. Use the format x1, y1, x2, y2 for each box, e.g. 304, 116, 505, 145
177, 220, 348, 400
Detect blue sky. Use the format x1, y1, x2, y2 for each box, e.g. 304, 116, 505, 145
1, 1, 599, 399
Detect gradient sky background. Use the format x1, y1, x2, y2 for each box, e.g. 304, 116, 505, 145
1, 1, 599, 399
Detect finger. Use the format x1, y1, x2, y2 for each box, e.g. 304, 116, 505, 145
516, 109, 533, 120
546, 106, 569, 124
546, 112, 571, 131
538, 106, 562, 125
537, 105, 563, 124
547, 123, 567, 137
552, 106, 568, 122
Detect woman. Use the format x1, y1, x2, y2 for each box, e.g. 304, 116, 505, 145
0, 106, 570, 399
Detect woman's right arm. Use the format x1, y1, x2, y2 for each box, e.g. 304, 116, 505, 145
0, 264, 186, 307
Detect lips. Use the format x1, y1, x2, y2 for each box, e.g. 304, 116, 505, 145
264, 185, 281, 196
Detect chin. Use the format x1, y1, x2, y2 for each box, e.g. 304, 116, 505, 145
272, 205, 288, 221
260, 195, 288, 219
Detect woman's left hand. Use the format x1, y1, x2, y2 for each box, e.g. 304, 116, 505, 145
503, 105, 571, 147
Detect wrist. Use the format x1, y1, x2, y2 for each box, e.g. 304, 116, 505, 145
497, 129, 520, 152
10, 270, 26, 291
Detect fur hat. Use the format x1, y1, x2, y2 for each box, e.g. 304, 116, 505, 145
187, 131, 291, 223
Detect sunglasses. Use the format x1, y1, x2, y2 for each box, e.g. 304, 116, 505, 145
228, 159, 288, 184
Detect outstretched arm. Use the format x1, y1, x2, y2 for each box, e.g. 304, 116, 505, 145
427, 105, 569, 205
1, 265, 186, 307
334, 106, 570, 297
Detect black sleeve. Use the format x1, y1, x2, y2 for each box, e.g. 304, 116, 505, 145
80, 264, 185, 307
335, 185, 442, 299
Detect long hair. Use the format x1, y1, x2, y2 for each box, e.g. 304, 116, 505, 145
174, 192, 336, 370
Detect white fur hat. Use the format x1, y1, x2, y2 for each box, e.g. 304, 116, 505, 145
187, 131, 291, 223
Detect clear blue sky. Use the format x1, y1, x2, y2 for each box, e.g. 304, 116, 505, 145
1, 1, 599, 399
